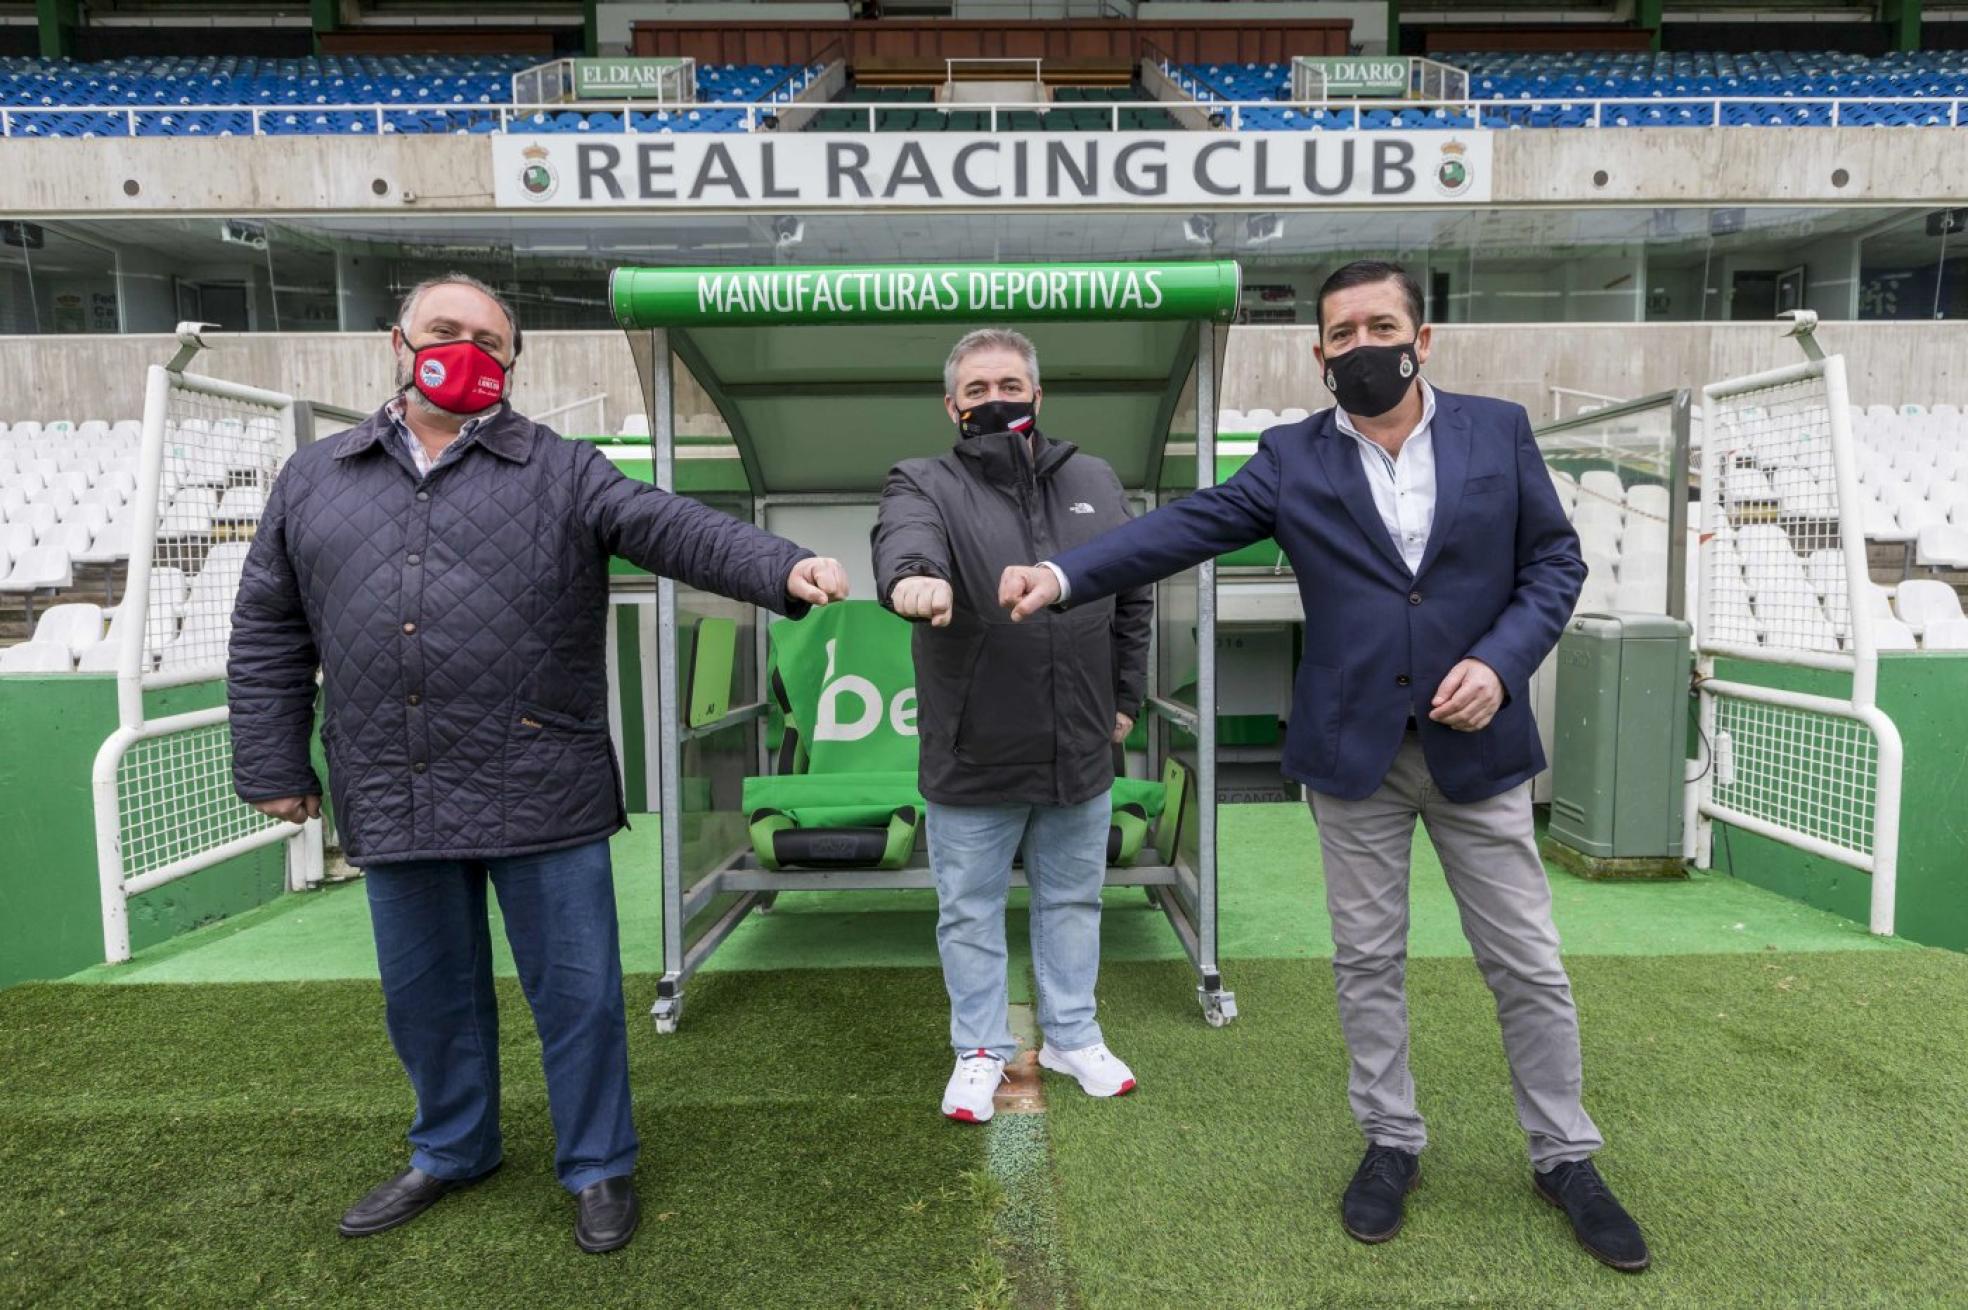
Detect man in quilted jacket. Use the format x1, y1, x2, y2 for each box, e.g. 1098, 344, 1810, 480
227, 273, 848, 1254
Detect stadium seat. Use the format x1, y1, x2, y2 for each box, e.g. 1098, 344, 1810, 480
1916, 524, 1968, 569
0, 544, 74, 623
1894, 578, 1966, 635
1922, 617, 1968, 651
1872, 618, 1920, 651
745, 601, 1164, 872
0, 641, 74, 673
32, 602, 104, 660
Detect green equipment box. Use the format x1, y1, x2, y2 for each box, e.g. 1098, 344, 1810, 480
1547, 611, 1692, 866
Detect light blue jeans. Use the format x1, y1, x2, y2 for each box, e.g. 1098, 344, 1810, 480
926, 793, 1112, 1061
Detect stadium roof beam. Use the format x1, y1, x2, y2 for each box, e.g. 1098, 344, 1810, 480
37, 0, 79, 59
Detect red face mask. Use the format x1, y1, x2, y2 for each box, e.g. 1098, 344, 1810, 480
407, 338, 507, 414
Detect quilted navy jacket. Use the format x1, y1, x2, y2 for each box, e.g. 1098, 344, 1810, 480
227, 403, 813, 866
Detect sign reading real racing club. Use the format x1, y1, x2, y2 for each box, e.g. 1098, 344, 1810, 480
494, 132, 1487, 209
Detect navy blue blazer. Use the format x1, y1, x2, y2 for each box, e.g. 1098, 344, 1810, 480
1050, 388, 1585, 804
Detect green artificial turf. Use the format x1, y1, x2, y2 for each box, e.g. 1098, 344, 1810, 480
1045, 951, 1968, 1308
0, 968, 1003, 1310
67, 806, 1898, 990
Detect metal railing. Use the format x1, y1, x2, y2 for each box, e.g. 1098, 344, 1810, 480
5, 92, 1965, 137
1548, 384, 1631, 423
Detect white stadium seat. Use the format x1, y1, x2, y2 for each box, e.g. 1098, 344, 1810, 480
0, 641, 75, 673
1922, 618, 1968, 651
619, 413, 651, 438
214, 486, 268, 523
1916, 524, 1968, 569
1894, 578, 1967, 635
1871, 619, 1919, 652
0, 546, 76, 619
0, 523, 33, 563
1579, 470, 1624, 503
32, 603, 105, 659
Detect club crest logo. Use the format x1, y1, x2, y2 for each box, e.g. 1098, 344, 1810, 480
418, 357, 447, 389
1433, 140, 1473, 198
1399, 354, 1415, 378
1325, 368, 1338, 391
519, 143, 558, 203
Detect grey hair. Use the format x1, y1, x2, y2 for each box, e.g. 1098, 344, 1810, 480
943, 328, 1039, 398
396, 273, 521, 353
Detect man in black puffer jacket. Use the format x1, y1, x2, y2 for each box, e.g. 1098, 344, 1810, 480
872, 328, 1151, 1125
227, 273, 847, 1254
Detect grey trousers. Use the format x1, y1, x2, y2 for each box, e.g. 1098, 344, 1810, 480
1308, 731, 1603, 1169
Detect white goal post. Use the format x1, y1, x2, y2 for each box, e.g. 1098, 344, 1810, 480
94, 353, 322, 964
1692, 353, 1903, 935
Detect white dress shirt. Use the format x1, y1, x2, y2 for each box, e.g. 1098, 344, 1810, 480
1335, 378, 1438, 575
385, 395, 491, 479
1043, 379, 1438, 602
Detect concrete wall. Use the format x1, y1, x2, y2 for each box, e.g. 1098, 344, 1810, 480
5, 128, 1967, 215
8, 320, 1966, 433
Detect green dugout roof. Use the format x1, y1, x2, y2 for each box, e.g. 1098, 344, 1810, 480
611, 260, 1239, 494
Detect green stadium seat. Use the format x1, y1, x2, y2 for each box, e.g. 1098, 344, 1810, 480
743, 601, 1165, 871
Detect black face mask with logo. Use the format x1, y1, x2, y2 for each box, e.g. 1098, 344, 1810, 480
956, 399, 1037, 441
1323, 340, 1420, 419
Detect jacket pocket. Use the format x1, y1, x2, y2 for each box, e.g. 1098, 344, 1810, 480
517, 703, 607, 735
506, 704, 618, 842
1479, 700, 1536, 778
1290, 660, 1344, 775
953, 624, 1056, 767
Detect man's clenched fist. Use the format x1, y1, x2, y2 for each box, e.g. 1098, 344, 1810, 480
998, 565, 1061, 622
786, 557, 850, 607
892, 576, 954, 627
1430, 658, 1504, 732
254, 795, 321, 826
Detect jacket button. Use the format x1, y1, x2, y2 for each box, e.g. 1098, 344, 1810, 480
412, 762, 427, 774
1409, 591, 1423, 605
416, 491, 430, 502
407, 693, 421, 706
401, 621, 417, 635
406, 553, 421, 566
1396, 674, 1411, 687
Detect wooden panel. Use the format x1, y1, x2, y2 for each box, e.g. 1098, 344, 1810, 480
1422, 25, 1653, 54
320, 29, 555, 56
633, 19, 1352, 68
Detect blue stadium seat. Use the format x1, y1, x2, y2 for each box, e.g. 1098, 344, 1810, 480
0, 55, 813, 134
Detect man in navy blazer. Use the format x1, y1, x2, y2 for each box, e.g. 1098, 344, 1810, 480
999, 261, 1650, 1273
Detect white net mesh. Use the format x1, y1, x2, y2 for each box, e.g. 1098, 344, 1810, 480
1709, 693, 1880, 859
115, 721, 282, 880
1701, 374, 1856, 658
141, 381, 287, 681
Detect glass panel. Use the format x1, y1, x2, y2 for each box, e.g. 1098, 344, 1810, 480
1, 207, 1961, 335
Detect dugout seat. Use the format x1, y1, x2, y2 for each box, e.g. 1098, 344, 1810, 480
740, 601, 1166, 872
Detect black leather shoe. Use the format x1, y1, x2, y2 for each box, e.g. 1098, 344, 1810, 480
1340, 1145, 1420, 1243
339, 1163, 499, 1238
574, 1176, 641, 1254
1534, 1159, 1651, 1272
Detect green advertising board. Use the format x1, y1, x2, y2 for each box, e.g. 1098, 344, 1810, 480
573, 58, 689, 100
1296, 55, 1411, 98
610, 261, 1242, 329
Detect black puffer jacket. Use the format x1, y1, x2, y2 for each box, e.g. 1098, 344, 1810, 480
872, 429, 1151, 807
227, 403, 813, 865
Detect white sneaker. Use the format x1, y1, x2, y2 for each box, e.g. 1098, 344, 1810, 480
1037, 1041, 1138, 1098
941, 1049, 1007, 1123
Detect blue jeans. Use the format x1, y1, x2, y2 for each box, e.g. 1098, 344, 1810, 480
362, 838, 637, 1194
926, 794, 1111, 1061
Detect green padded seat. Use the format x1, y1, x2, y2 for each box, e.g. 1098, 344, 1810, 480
745, 601, 1166, 871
